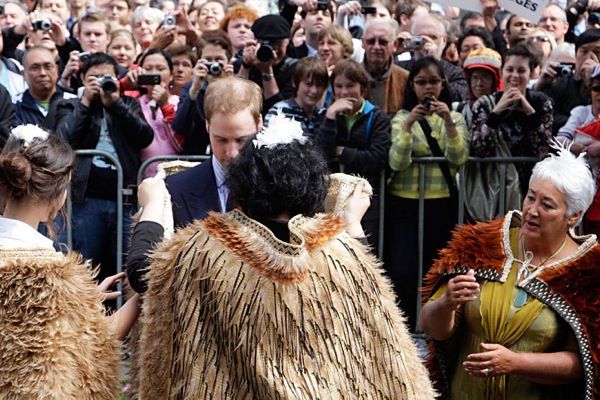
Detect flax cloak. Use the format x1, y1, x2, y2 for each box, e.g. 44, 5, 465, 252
0, 249, 121, 399
422, 211, 600, 400
134, 209, 435, 399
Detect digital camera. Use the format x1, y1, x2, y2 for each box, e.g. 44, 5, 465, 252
405, 36, 425, 50
97, 75, 118, 94
203, 61, 222, 75
32, 19, 52, 31
556, 62, 574, 77
257, 41, 275, 62
163, 13, 176, 28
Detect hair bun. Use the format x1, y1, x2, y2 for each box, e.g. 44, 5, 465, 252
0, 153, 32, 194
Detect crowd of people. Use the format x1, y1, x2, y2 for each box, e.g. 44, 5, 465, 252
0, 0, 599, 398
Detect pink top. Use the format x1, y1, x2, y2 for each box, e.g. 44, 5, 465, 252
140, 94, 181, 177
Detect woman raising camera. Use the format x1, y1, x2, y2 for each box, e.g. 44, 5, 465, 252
386, 56, 469, 330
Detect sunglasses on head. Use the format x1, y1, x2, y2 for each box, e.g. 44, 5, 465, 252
533, 35, 551, 43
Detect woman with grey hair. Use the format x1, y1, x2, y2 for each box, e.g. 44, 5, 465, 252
132, 6, 164, 50
420, 141, 600, 399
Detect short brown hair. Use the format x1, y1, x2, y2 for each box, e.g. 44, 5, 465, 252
330, 59, 369, 95
204, 77, 262, 124
219, 4, 258, 32
292, 57, 329, 95
166, 44, 197, 65
317, 25, 353, 59
197, 29, 233, 60
76, 12, 111, 37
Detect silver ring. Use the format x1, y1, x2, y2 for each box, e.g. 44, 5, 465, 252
481, 368, 491, 376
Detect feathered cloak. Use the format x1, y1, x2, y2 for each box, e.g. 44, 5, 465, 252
0, 249, 121, 399
422, 211, 600, 399
134, 210, 435, 399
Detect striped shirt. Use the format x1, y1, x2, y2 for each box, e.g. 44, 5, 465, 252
265, 98, 325, 138
388, 111, 469, 199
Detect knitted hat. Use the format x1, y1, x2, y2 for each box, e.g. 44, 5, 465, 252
251, 15, 291, 40
463, 48, 503, 91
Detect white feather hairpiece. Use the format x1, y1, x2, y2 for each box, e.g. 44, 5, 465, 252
11, 124, 49, 148
253, 111, 307, 149
548, 138, 589, 166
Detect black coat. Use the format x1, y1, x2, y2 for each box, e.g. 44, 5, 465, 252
0, 84, 15, 148
50, 96, 153, 203
315, 100, 391, 190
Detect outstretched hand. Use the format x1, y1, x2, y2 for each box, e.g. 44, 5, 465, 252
97, 271, 126, 300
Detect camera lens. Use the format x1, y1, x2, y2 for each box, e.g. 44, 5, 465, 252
98, 75, 117, 94
203, 62, 221, 75
257, 43, 274, 63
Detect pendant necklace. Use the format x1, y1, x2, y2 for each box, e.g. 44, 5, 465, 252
514, 234, 567, 308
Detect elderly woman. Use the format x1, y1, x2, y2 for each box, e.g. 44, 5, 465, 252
0, 126, 140, 398
420, 142, 600, 399
132, 116, 435, 399
132, 6, 163, 51
453, 48, 503, 128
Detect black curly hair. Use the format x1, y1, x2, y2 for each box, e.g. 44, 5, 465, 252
226, 140, 328, 220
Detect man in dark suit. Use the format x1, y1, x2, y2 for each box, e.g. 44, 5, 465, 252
127, 77, 263, 293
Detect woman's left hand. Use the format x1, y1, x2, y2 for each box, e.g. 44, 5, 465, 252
431, 100, 452, 123
463, 343, 519, 378
97, 271, 126, 300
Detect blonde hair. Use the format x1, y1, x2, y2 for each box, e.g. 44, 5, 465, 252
317, 25, 353, 59
204, 77, 262, 124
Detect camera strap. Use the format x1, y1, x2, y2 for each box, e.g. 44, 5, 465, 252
417, 119, 457, 197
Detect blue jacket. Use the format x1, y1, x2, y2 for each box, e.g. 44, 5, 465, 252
14, 88, 76, 128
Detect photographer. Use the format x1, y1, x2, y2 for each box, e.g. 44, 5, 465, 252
136, 48, 182, 178
237, 14, 298, 115
49, 52, 153, 289
534, 29, 600, 133
172, 29, 234, 155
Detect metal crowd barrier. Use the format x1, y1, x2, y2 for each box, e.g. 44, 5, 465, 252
413, 156, 538, 331
65, 149, 126, 308
63, 152, 541, 313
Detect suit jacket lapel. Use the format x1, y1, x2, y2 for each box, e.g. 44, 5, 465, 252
179, 159, 221, 224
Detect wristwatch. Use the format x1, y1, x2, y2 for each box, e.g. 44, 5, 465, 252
262, 72, 274, 81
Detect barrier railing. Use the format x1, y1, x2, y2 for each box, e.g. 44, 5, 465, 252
65, 149, 127, 308
64, 153, 542, 314
413, 156, 538, 331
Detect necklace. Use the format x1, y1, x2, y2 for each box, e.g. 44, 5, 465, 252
514, 233, 568, 307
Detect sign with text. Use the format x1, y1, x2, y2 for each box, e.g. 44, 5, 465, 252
425, 0, 548, 23
500, 0, 549, 24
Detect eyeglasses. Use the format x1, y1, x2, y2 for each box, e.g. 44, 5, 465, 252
365, 37, 390, 46
413, 78, 442, 86
591, 86, 600, 92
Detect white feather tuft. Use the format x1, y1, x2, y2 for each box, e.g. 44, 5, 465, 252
253, 111, 306, 149
11, 125, 49, 148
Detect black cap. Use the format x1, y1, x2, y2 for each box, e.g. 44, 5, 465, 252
575, 29, 600, 52
251, 15, 291, 40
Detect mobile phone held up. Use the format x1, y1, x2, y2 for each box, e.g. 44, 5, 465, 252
137, 74, 161, 85
361, 6, 377, 14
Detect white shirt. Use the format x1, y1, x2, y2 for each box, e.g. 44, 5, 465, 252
0, 216, 55, 250
211, 156, 229, 213
557, 105, 596, 141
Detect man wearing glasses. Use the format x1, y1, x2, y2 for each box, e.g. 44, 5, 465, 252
362, 18, 409, 117
14, 46, 75, 127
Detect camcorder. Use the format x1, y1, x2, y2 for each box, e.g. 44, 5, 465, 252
203, 61, 222, 75
97, 75, 118, 94
32, 19, 52, 31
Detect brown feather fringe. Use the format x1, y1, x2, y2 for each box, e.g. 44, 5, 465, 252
133, 210, 435, 399
0, 249, 121, 399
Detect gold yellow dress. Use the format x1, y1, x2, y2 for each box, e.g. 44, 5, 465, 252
430, 228, 578, 400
